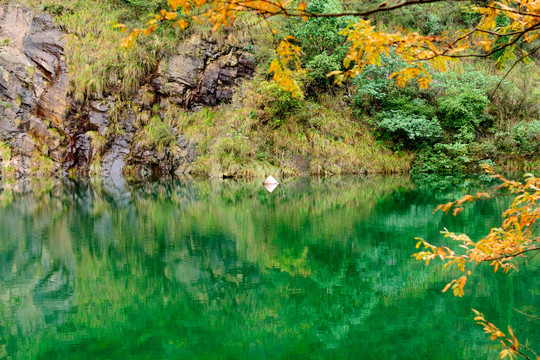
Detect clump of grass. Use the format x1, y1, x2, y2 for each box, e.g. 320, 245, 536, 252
0, 143, 16, 180
87, 131, 107, 154
0, 140, 15, 180
89, 156, 102, 177
0, 141, 11, 162
104, 99, 128, 137
29, 152, 56, 178
136, 115, 176, 151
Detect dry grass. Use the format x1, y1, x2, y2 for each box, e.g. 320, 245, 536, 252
173, 79, 411, 178
14, 0, 178, 102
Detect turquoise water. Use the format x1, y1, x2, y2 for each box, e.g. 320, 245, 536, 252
0, 176, 538, 359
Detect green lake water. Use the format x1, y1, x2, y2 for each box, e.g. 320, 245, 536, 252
0, 176, 538, 359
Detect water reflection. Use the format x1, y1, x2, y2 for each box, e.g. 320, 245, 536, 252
0, 176, 538, 359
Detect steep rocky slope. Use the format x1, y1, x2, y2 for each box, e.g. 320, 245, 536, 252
0, 3, 255, 179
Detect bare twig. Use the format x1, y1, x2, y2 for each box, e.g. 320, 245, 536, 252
513, 308, 540, 321
490, 44, 540, 98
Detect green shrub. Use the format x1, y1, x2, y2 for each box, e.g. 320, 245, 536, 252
512, 120, 540, 157
352, 55, 404, 114
375, 110, 443, 149
253, 81, 302, 124
287, 0, 352, 61
422, 13, 443, 35
460, 6, 482, 27
412, 142, 469, 174
382, 95, 437, 119
284, 0, 353, 95
437, 88, 491, 137
468, 140, 497, 159
305, 52, 341, 93
494, 131, 514, 152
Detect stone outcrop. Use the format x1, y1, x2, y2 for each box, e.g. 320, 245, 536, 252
0, 3, 255, 180
127, 134, 197, 178
154, 37, 256, 108
0, 4, 70, 178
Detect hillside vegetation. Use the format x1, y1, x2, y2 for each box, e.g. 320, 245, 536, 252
5, 0, 540, 178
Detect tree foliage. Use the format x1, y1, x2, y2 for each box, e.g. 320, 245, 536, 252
116, 0, 539, 95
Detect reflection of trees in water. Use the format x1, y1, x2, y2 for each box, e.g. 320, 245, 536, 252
0, 176, 536, 359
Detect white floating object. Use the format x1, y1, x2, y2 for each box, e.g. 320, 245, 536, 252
263, 175, 279, 193
264, 183, 279, 193
263, 175, 279, 185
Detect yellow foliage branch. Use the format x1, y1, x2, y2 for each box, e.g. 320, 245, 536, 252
414, 165, 540, 359
413, 166, 540, 296
116, 0, 539, 94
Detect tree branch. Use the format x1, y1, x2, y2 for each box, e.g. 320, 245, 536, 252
490, 44, 540, 98
483, 246, 540, 262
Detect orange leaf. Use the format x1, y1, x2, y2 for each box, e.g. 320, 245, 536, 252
442, 282, 453, 293
177, 19, 189, 30
165, 11, 178, 20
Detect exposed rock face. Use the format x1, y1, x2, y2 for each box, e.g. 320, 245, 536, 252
0, 3, 255, 180
127, 134, 198, 179
154, 37, 256, 108
0, 4, 70, 178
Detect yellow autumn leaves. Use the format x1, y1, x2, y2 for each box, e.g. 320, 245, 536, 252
268, 36, 303, 98
413, 166, 540, 296
472, 309, 526, 359
116, 0, 539, 94
413, 165, 540, 358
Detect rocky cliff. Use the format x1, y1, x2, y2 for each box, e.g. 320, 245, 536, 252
0, 3, 255, 180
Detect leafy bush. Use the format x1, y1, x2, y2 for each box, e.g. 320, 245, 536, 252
468, 140, 497, 160
412, 142, 469, 174
437, 88, 491, 138
352, 55, 404, 114
288, 0, 352, 61
494, 131, 514, 152
382, 96, 437, 119
422, 13, 443, 35
460, 8, 481, 27
512, 120, 540, 156
305, 52, 341, 93
284, 0, 353, 95
376, 110, 443, 149
252, 81, 302, 124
